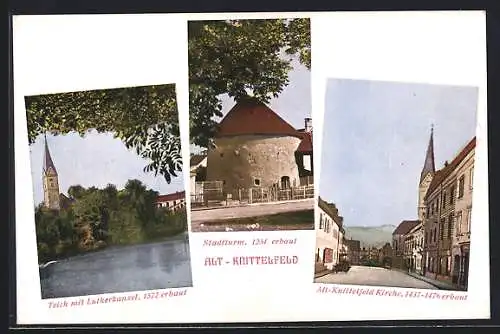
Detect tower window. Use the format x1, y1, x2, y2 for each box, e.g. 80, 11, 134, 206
254, 178, 261, 186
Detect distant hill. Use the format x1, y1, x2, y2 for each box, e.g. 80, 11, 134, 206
344, 224, 396, 249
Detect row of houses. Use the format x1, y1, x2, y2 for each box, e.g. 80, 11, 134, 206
315, 197, 370, 271
392, 130, 475, 290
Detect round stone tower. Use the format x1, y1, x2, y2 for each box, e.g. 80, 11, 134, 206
206, 97, 303, 193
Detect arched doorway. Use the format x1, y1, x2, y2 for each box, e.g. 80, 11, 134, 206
280, 176, 290, 189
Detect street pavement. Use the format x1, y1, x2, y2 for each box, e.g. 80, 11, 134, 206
315, 265, 438, 290
191, 198, 314, 223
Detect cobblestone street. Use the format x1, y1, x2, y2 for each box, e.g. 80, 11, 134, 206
315, 265, 438, 290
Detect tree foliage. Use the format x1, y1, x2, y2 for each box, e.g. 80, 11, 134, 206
188, 18, 311, 148
25, 85, 181, 183
35, 179, 187, 263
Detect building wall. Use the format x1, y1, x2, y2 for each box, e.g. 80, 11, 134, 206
418, 173, 433, 221
43, 170, 60, 210
424, 186, 441, 276
315, 206, 340, 270
157, 198, 186, 211
392, 234, 406, 269
345, 240, 361, 265
451, 149, 474, 289
404, 223, 424, 274
206, 134, 301, 192
436, 171, 457, 281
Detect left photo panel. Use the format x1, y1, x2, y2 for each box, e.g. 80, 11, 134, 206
13, 15, 193, 323
25, 84, 193, 299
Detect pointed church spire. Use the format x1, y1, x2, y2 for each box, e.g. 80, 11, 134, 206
43, 134, 57, 175
420, 125, 435, 182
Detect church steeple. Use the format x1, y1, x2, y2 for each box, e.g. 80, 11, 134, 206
43, 134, 58, 176
420, 125, 435, 183
42, 135, 60, 210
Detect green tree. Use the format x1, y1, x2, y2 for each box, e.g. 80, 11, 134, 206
25, 84, 181, 183
68, 185, 86, 200
188, 19, 311, 148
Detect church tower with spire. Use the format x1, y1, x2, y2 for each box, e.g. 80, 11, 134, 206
43, 135, 60, 210
418, 126, 436, 221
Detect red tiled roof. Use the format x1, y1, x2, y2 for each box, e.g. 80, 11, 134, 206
424, 137, 476, 200
393, 220, 420, 236
157, 191, 186, 203
297, 131, 313, 153
216, 97, 302, 138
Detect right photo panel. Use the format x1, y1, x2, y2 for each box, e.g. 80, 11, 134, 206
314, 78, 478, 291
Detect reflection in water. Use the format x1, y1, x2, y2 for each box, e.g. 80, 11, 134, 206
135, 244, 154, 269
40, 234, 193, 299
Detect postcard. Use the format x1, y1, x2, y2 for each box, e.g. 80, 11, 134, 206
12, 11, 489, 324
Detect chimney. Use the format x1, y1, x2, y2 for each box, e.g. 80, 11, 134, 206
304, 117, 312, 132
444, 160, 449, 167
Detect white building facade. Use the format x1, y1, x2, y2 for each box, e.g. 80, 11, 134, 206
315, 197, 344, 270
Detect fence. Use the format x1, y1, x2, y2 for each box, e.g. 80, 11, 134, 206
191, 181, 225, 208
191, 181, 314, 208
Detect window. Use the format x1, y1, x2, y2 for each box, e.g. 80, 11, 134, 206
449, 186, 455, 205
426, 207, 429, 218
458, 175, 465, 198
319, 213, 324, 229
456, 211, 463, 235
254, 178, 261, 186
442, 192, 446, 208
466, 207, 472, 233
303, 154, 312, 171
436, 198, 440, 212
433, 227, 437, 243
469, 167, 474, 190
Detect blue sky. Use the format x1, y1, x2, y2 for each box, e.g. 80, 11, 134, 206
29, 130, 184, 205
320, 79, 478, 227
191, 57, 311, 153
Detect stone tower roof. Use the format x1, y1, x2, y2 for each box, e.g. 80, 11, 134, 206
420, 126, 435, 183
215, 97, 302, 139
43, 135, 58, 176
